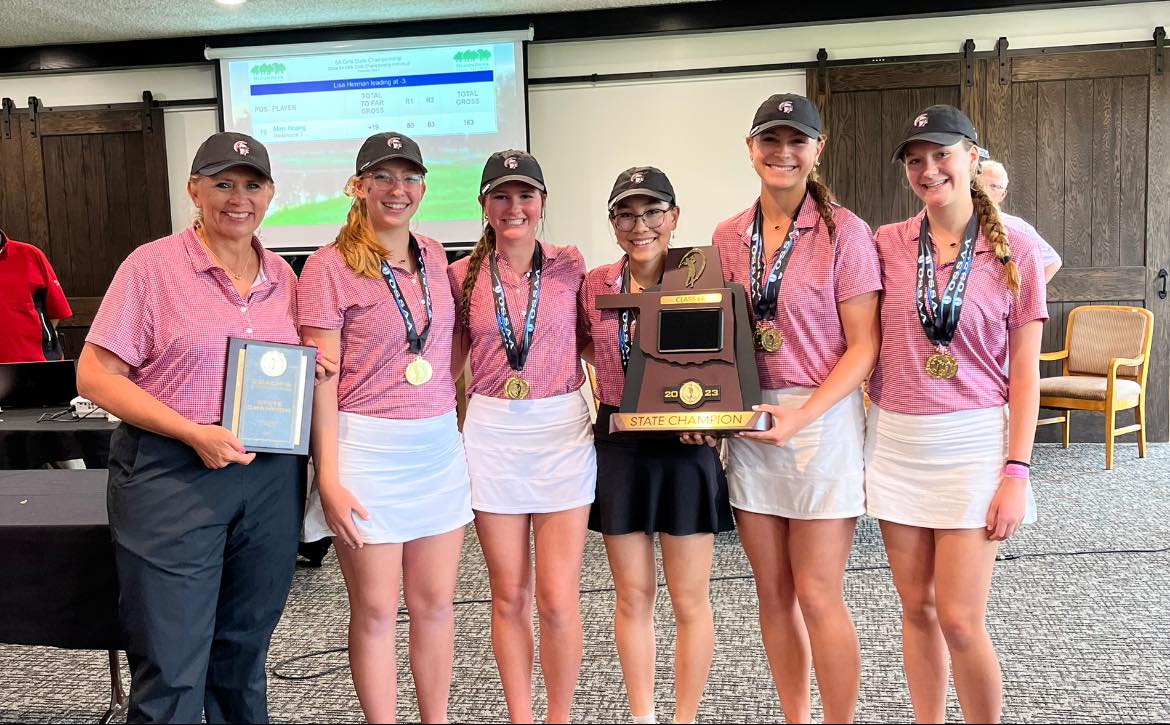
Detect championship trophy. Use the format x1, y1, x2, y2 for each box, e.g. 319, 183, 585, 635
595, 246, 769, 434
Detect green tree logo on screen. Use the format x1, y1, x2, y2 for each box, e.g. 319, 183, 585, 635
454, 49, 491, 64
250, 63, 288, 78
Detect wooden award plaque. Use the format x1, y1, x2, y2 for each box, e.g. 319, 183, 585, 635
595, 246, 769, 434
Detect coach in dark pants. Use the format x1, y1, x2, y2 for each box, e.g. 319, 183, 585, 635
77, 132, 333, 723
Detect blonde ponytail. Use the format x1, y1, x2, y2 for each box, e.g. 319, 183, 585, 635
971, 177, 1020, 297
335, 176, 388, 279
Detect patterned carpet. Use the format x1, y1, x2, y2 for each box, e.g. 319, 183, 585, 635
2, 442, 1168, 723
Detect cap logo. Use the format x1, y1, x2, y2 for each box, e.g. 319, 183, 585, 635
233, 140, 251, 156
388, 137, 402, 149
629, 171, 645, 184
504, 156, 519, 169
778, 100, 794, 113
913, 113, 929, 128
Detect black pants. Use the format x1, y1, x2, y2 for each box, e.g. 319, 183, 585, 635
107, 424, 304, 724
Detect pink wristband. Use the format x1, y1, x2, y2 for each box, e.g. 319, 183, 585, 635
1003, 463, 1030, 479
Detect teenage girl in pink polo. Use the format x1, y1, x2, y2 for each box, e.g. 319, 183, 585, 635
298, 132, 472, 723
448, 150, 595, 723
711, 94, 882, 723
868, 104, 1047, 723
582, 166, 734, 725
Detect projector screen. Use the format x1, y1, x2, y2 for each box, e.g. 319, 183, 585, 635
210, 30, 531, 251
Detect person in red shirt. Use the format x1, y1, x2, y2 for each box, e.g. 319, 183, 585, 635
0, 230, 72, 362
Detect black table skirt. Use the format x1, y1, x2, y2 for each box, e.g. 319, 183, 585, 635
0, 469, 122, 650
0, 407, 119, 470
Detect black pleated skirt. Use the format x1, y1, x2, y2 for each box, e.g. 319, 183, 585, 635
589, 404, 735, 536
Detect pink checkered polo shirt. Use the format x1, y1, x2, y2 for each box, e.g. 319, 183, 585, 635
711, 195, 882, 390
87, 227, 299, 425
449, 241, 586, 399
867, 208, 1048, 415
297, 234, 457, 419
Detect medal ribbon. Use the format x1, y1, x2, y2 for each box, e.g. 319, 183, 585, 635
618, 260, 634, 374
915, 213, 979, 350
489, 244, 543, 373
380, 235, 432, 356
749, 199, 800, 322
615, 257, 663, 373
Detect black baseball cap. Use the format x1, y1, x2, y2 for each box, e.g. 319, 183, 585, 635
356, 132, 427, 175
890, 104, 979, 162
480, 150, 546, 196
749, 93, 821, 139
608, 166, 676, 210
190, 132, 272, 179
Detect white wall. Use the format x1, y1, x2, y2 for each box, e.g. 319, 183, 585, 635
529, 71, 804, 268
1, 1, 1167, 265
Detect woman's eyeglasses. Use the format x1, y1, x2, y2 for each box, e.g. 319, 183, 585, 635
611, 208, 669, 232
364, 171, 424, 190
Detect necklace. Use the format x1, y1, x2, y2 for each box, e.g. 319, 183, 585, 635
762, 210, 794, 232
383, 239, 413, 271
196, 227, 255, 281
209, 246, 254, 281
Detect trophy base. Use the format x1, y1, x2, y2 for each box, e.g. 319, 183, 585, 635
608, 410, 771, 435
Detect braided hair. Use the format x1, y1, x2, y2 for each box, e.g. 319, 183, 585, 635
963, 142, 1020, 297
459, 224, 497, 326
806, 162, 837, 239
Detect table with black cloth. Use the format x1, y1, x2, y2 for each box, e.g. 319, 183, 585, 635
0, 407, 118, 470
0, 469, 126, 722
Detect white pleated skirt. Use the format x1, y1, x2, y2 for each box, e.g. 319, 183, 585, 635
463, 391, 597, 514
725, 387, 866, 519
302, 410, 473, 545
864, 405, 1038, 529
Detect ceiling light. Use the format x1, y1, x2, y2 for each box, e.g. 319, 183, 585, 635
215, 0, 247, 5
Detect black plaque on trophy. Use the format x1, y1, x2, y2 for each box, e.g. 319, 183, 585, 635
596, 246, 768, 434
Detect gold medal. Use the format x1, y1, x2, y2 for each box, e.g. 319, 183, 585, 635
760, 327, 782, 353
405, 356, 433, 386
925, 351, 959, 379
754, 323, 782, 353
503, 375, 530, 400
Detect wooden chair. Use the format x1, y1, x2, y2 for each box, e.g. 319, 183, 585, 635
1037, 305, 1153, 469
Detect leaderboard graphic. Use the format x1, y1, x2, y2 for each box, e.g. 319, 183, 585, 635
220, 41, 526, 249
247, 53, 498, 142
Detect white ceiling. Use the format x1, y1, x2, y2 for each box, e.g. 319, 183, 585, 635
0, 0, 712, 48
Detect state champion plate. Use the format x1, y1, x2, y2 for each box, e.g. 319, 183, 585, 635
609, 410, 771, 433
